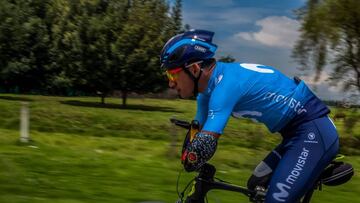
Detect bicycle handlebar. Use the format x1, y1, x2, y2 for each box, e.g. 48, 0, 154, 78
170, 118, 191, 129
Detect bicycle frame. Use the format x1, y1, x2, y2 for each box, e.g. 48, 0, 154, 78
181, 163, 265, 203
181, 163, 320, 203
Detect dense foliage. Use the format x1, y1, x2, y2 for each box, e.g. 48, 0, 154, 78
0, 0, 183, 105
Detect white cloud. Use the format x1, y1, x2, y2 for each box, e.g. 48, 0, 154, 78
307, 83, 347, 101
234, 16, 300, 48
297, 71, 350, 101
183, 7, 267, 30
235, 32, 253, 41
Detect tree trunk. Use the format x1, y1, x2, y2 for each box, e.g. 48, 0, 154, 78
122, 90, 127, 107
101, 95, 105, 104
357, 71, 360, 92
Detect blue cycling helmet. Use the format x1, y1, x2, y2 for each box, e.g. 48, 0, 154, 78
160, 29, 218, 70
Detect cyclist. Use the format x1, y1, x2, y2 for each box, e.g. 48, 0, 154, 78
160, 29, 339, 203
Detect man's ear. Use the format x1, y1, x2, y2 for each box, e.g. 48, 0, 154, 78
192, 64, 201, 75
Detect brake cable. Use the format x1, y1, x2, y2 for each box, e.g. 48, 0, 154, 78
177, 168, 196, 200
176, 169, 226, 202
214, 177, 232, 184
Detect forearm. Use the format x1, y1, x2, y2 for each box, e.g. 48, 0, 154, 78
182, 132, 218, 172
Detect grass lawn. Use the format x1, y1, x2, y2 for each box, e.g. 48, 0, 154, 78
0, 94, 359, 202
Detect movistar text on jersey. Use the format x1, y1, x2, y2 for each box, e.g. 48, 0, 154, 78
264, 92, 307, 115
286, 147, 309, 185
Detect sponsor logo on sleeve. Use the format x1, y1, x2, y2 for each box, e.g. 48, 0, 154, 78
304, 132, 318, 144
208, 109, 215, 119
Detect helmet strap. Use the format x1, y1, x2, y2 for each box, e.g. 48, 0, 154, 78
183, 67, 203, 97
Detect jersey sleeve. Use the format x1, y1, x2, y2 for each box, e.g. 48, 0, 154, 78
194, 93, 209, 126
202, 77, 243, 134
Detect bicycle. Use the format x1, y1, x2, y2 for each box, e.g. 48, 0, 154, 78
170, 118, 354, 203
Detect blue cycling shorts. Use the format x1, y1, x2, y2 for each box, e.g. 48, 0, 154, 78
263, 116, 339, 202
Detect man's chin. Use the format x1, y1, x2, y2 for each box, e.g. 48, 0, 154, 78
178, 93, 192, 99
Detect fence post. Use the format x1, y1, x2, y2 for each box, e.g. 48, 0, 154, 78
20, 102, 30, 143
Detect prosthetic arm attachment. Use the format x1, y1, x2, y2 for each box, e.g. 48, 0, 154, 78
181, 120, 218, 172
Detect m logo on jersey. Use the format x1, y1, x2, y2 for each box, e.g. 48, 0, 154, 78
273, 183, 290, 202
240, 63, 275, 73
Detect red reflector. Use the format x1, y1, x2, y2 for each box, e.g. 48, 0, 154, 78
188, 152, 197, 163
181, 150, 188, 162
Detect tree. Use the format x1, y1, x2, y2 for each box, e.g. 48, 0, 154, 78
112, 0, 170, 106
45, 0, 81, 95
293, 0, 360, 93
0, 0, 16, 92
77, 1, 112, 102
171, 0, 183, 34
47, 0, 128, 101
0, 0, 179, 104
0, 0, 51, 93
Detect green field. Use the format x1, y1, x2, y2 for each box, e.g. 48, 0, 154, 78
0, 94, 359, 203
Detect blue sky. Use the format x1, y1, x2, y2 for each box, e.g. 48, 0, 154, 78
174, 0, 348, 101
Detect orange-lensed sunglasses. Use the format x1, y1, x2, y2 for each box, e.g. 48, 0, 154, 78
166, 67, 183, 82
165, 61, 203, 81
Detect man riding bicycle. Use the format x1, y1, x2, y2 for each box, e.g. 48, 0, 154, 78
160, 29, 339, 203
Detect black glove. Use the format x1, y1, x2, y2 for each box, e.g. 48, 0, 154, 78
247, 161, 273, 190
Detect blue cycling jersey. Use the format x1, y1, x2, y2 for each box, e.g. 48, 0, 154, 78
195, 62, 329, 134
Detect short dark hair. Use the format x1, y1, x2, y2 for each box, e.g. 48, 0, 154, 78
201, 58, 216, 69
